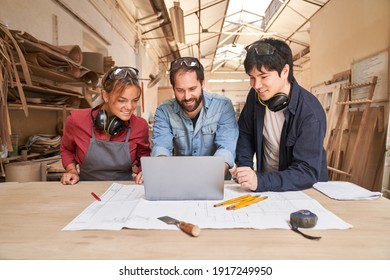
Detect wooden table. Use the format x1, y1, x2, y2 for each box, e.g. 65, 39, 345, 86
0, 181, 389, 260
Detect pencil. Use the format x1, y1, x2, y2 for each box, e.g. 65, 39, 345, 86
213, 194, 252, 207
91, 192, 101, 201
226, 196, 268, 210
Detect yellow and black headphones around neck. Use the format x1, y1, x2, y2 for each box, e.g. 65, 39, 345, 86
91, 106, 127, 135
257, 92, 289, 112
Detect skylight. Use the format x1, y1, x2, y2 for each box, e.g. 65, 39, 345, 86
223, 0, 272, 30
214, 0, 273, 71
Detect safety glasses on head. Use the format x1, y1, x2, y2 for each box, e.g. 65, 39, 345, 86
170, 57, 204, 72
245, 42, 277, 56
108, 66, 139, 80
102, 66, 139, 87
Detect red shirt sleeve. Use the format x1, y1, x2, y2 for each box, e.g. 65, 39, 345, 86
60, 109, 92, 168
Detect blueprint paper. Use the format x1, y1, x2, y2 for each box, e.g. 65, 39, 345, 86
63, 183, 143, 230
63, 183, 352, 231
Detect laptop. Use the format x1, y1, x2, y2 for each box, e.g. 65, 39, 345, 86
141, 156, 225, 201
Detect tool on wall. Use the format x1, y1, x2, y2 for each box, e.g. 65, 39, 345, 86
140, 72, 162, 88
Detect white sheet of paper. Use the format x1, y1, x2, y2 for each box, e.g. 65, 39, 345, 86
63, 183, 352, 231
313, 181, 382, 200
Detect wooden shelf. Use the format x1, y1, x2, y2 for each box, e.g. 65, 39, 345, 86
0, 153, 41, 164
7, 103, 77, 111
342, 80, 377, 90
336, 98, 372, 105
1, 25, 98, 179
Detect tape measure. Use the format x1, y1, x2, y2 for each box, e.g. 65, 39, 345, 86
290, 209, 318, 228
289, 210, 321, 240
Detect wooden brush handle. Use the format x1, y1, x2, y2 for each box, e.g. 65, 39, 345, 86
179, 221, 200, 237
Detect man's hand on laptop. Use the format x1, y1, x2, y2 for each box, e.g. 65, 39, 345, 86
229, 164, 238, 183
133, 171, 144, 185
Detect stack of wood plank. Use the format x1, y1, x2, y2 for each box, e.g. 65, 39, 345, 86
25, 134, 62, 155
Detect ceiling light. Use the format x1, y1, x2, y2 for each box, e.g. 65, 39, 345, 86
169, 1, 186, 44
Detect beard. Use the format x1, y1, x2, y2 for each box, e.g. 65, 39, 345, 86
177, 91, 203, 113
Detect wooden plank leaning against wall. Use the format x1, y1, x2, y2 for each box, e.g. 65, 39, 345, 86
313, 48, 390, 197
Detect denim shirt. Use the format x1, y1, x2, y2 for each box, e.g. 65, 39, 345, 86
152, 91, 238, 167
236, 79, 328, 191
